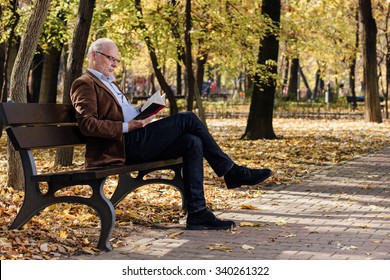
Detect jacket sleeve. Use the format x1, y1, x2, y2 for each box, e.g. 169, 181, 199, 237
70, 76, 124, 141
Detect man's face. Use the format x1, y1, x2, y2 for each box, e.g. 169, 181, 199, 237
91, 42, 120, 77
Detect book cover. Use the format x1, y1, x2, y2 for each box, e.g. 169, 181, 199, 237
134, 90, 166, 120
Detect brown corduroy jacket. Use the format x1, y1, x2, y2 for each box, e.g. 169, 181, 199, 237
70, 70, 126, 168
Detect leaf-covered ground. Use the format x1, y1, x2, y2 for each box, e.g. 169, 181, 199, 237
1, 117, 390, 259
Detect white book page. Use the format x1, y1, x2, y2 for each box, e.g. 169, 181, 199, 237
141, 90, 165, 112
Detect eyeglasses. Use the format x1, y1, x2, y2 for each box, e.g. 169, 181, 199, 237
95, 51, 121, 64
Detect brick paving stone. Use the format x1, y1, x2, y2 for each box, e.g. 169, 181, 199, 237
67, 146, 390, 261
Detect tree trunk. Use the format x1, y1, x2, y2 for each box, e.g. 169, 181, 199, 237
135, 0, 178, 115
242, 0, 280, 140
313, 69, 320, 100
169, 0, 185, 99
8, 0, 51, 191
0, 42, 4, 138
1, 0, 19, 102
0, 42, 5, 102
29, 47, 44, 103
359, 0, 382, 123
184, 0, 195, 112
196, 51, 208, 99
298, 65, 312, 98
287, 58, 299, 100
386, 51, 390, 119
55, 0, 96, 167
0, 4, 4, 105
39, 45, 63, 103
384, 3, 390, 119
176, 60, 182, 96
283, 58, 289, 89
349, 9, 359, 111
184, 0, 206, 125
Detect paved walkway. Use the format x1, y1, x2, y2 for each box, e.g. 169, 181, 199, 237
71, 147, 390, 260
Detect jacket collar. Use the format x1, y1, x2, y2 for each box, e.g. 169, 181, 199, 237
85, 70, 123, 106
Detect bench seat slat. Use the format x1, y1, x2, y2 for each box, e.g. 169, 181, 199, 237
31, 158, 183, 183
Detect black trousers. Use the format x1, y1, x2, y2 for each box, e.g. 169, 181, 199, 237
125, 112, 234, 212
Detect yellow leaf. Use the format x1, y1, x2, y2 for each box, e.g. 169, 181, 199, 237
58, 230, 68, 239
168, 231, 184, 238
82, 247, 98, 255
358, 225, 370, 229
276, 220, 288, 226
240, 204, 258, 210
207, 243, 232, 253
239, 221, 266, 227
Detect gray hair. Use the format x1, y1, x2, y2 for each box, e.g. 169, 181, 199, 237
87, 38, 115, 59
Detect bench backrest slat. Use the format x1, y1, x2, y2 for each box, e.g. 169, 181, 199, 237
0, 103, 85, 151
0, 103, 76, 126
7, 126, 85, 150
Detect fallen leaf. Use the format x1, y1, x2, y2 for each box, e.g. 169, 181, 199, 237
168, 231, 184, 238
58, 230, 68, 239
276, 220, 288, 226
207, 243, 232, 253
360, 185, 373, 189
240, 204, 258, 210
242, 244, 255, 250
57, 245, 67, 253
239, 221, 266, 227
82, 247, 98, 255
40, 243, 49, 252
279, 233, 296, 238
358, 225, 370, 229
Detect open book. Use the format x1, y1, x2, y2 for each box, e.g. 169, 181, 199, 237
134, 90, 166, 120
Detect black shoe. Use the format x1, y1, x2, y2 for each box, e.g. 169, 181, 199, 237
224, 164, 272, 189
186, 208, 236, 230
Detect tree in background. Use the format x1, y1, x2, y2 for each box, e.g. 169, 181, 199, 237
134, 0, 179, 116
359, 0, 382, 123
242, 0, 281, 140
0, 0, 20, 104
7, 0, 51, 190
376, 1, 390, 119
38, 0, 72, 104
55, 0, 96, 167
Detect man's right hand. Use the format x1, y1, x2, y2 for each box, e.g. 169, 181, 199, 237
127, 115, 155, 131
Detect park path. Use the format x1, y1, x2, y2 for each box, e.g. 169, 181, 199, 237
70, 146, 390, 260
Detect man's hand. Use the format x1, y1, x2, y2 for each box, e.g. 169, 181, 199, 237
127, 115, 155, 131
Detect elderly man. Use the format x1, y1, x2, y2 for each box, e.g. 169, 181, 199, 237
71, 38, 272, 230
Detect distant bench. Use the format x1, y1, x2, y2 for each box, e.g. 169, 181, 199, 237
0, 102, 185, 251
346, 96, 385, 105
203, 93, 232, 101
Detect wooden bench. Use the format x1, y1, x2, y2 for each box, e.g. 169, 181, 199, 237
346, 96, 385, 106
0, 102, 185, 251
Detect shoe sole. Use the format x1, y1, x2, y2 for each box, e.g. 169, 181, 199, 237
227, 170, 273, 189
186, 224, 235, 230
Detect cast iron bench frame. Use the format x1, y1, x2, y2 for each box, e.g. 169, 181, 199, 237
0, 102, 185, 251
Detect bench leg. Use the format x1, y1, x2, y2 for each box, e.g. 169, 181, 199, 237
86, 179, 115, 251
110, 163, 186, 209
10, 179, 49, 230
10, 178, 115, 251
